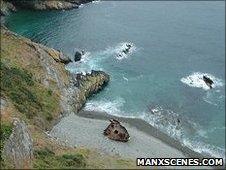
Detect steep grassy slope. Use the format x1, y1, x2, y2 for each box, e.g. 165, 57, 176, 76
0, 27, 135, 169
1, 27, 69, 130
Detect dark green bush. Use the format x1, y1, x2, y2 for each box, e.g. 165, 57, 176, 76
33, 148, 86, 169
1, 62, 41, 118
0, 62, 53, 120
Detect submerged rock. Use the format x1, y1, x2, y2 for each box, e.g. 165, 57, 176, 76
122, 44, 132, 54
103, 119, 130, 142
3, 119, 33, 169
117, 43, 133, 59
203, 75, 214, 89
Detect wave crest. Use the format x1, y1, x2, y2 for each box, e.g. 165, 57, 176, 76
181, 72, 224, 90
84, 99, 225, 160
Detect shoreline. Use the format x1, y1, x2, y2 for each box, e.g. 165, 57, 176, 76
77, 110, 207, 159
2, 1, 225, 169
49, 110, 218, 169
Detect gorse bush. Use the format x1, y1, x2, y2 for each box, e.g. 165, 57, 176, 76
33, 147, 86, 169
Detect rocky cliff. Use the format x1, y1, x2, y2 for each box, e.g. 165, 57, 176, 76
0, 26, 110, 168
3, 119, 33, 169
0, 0, 16, 16
1, 0, 92, 11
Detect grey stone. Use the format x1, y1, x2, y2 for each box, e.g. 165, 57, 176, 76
3, 119, 33, 169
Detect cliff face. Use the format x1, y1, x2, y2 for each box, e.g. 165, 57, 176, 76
3, 119, 33, 169
73, 71, 110, 112
3, 0, 92, 11
0, 0, 16, 16
1, 27, 70, 130
0, 27, 110, 168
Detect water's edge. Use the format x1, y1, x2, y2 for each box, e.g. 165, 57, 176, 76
78, 110, 209, 159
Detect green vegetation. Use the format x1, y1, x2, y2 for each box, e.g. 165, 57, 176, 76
1, 62, 39, 118
33, 147, 86, 169
0, 61, 60, 128
0, 122, 13, 168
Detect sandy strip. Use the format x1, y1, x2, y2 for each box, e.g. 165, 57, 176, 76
50, 111, 213, 169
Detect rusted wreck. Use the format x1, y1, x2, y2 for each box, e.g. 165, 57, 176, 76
103, 119, 130, 142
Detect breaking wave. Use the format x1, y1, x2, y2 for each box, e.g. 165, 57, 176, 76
66, 42, 137, 73
84, 98, 225, 160
101, 42, 137, 60
181, 72, 224, 90
65, 51, 104, 74
146, 105, 225, 159
85, 97, 128, 117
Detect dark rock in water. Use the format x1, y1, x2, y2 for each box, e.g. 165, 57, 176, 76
122, 48, 129, 54
103, 119, 130, 142
122, 44, 132, 54
126, 44, 132, 48
203, 75, 214, 89
74, 51, 83, 62
73, 70, 110, 112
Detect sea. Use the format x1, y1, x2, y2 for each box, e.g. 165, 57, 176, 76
5, 1, 225, 159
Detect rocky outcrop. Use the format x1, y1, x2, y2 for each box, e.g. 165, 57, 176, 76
73, 70, 110, 112
74, 50, 84, 62
3, 119, 33, 169
45, 49, 72, 64
0, 0, 16, 16
10, 0, 92, 11
203, 75, 214, 89
1, 25, 110, 118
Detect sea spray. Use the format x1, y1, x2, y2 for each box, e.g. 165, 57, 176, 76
84, 99, 225, 160
181, 72, 224, 90
66, 42, 137, 73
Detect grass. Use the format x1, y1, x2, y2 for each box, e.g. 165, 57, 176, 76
0, 122, 13, 168
1, 62, 39, 118
0, 61, 60, 129
0, 28, 136, 169
33, 147, 86, 169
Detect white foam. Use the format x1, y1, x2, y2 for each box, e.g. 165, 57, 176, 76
182, 138, 225, 160
85, 98, 126, 116
115, 42, 136, 60
66, 42, 137, 74
181, 72, 224, 90
92, 0, 101, 4
122, 76, 129, 81
102, 42, 137, 61
144, 106, 225, 159
79, 4, 84, 8
66, 51, 105, 74
84, 99, 225, 159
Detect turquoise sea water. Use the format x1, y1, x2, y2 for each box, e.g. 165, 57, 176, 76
5, 1, 225, 158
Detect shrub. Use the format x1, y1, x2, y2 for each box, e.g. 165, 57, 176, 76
33, 148, 86, 169
1, 62, 40, 118
0, 62, 59, 126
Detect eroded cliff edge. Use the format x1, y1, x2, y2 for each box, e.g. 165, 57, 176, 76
0, 27, 123, 169
1, 0, 92, 12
